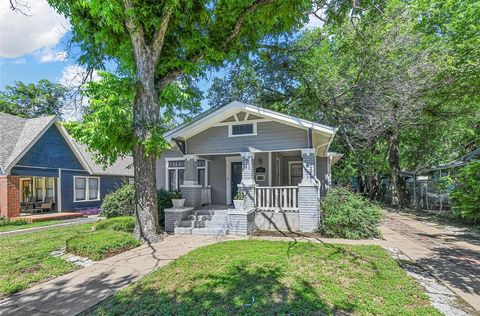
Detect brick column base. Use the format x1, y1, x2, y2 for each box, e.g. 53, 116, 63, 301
180, 185, 202, 209
0, 175, 20, 218
298, 184, 320, 232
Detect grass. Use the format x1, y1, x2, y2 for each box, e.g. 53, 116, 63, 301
66, 230, 140, 261
93, 216, 135, 233
90, 240, 440, 316
0, 224, 91, 296
0, 220, 61, 232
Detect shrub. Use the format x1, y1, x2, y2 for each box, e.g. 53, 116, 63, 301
170, 190, 182, 199
450, 161, 480, 222
66, 230, 140, 260
320, 187, 383, 239
100, 184, 135, 218
93, 216, 135, 232
157, 189, 173, 228
0, 217, 27, 227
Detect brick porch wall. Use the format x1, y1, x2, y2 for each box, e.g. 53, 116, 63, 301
0, 175, 20, 218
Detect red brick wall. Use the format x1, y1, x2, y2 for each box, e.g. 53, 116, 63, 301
0, 176, 20, 218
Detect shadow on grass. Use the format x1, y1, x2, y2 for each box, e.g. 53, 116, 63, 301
88, 262, 358, 315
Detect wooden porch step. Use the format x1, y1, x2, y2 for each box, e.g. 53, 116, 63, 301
14, 212, 85, 223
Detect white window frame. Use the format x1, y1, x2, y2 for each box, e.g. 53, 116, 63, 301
73, 176, 101, 202
228, 122, 257, 137
165, 158, 208, 192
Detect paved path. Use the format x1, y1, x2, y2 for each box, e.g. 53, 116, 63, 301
0, 235, 242, 316
380, 211, 480, 312
0, 217, 99, 237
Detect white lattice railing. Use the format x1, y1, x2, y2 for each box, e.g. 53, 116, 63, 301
201, 186, 212, 205
255, 186, 299, 212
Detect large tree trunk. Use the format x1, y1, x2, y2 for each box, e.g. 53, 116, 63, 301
388, 130, 409, 209
132, 55, 162, 243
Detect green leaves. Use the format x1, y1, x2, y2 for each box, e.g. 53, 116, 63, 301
0, 80, 67, 118
450, 161, 480, 222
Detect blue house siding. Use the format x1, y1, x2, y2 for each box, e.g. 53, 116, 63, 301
16, 124, 84, 170
60, 170, 129, 211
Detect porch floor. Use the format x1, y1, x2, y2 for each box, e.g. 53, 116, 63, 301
13, 212, 85, 223
198, 204, 233, 211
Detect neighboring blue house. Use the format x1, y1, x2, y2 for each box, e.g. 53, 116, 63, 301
0, 112, 133, 218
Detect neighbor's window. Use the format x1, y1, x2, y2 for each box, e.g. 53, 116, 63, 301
229, 123, 256, 137
45, 178, 55, 200
35, 177, 44, 201
74, 177, 100, 202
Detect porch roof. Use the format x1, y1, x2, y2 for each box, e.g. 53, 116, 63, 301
164, 101, 338, 153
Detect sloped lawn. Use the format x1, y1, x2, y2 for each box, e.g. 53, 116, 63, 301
90, 240, 440, 315
0, 219, 140, 296
0, 219, 61, 232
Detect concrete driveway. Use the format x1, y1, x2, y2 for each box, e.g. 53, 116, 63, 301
381, 211, 480, 312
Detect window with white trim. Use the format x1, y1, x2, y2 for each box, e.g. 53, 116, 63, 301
166, 159, 208, 191
74, 177, 100, 202
228, 122, 257, 137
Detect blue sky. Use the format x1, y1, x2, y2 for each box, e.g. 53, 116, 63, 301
0, 0, 321, 117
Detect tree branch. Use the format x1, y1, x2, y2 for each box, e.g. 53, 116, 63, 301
151, 5, 174, 62
123, 0, 148, 68
223, 0, 274, 49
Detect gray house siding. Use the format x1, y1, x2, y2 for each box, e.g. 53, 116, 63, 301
186, 121, 308, 155
156, 150, 183, 190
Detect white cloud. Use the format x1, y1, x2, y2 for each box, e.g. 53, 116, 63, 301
38, 49, 67, 63
0, 0, 70, 58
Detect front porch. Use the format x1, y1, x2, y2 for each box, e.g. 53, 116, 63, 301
166, 148, 328, 235
13, 212, 84, 223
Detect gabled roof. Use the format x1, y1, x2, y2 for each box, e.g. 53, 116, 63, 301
165, 101, 337, 140
0, 112, 133, 177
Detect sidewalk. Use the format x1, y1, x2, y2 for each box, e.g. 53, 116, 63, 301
0, 234, 242, 316
381, 211, 480, 312
0, 217, 99, 237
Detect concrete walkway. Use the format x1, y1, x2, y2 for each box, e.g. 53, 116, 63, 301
379, 211, 480, 312
0, 217, 99, 237
0, 235, 242, 316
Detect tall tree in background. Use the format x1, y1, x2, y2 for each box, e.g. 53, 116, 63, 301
208, 0, 479, 208
45, 0, 319, 242
0, 80, 66, 118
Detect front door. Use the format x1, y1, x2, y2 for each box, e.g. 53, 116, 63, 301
231, 162, 242, 202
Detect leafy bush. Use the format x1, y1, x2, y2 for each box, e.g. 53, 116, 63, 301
234, 191, 246, 200
66, 230, 140, 260
100, 184, 135, 218
157, 189, 173, 228
320, 187, 383, 239
100, 185, 175, 229
93, 216, 135, 233
450, 161, 480, 222
0, 217, 27, 227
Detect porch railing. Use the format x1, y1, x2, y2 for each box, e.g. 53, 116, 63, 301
201, 185, 212, 205
255, 186, 299, 212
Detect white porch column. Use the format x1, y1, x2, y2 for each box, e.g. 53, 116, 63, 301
180, 154, 202, 208
298, 148, 320, 232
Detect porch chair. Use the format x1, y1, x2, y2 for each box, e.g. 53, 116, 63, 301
25, 197, 41, 214
41, 197, 54, 213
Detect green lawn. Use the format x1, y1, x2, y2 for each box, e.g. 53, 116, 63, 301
90, 240, 440, 316
0, 220, 61, 232
0, 221, 140, 296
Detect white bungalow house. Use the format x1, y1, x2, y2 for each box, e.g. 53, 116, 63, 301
158, 101, 342, 235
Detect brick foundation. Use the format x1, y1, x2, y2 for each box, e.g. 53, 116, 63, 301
0, 175, 20, 218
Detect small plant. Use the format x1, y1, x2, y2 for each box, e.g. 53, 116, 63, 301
320, 187, 383, 239
100, 184, 135, 218
93, 216, 135, 233
233, 191, 246, 200
66, 230, 140, 261
170, 190, 183, 199
0, 217, 27, 227
157, 189, 173, 228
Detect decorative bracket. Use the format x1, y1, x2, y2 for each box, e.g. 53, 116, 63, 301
172, 138, 186, 154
